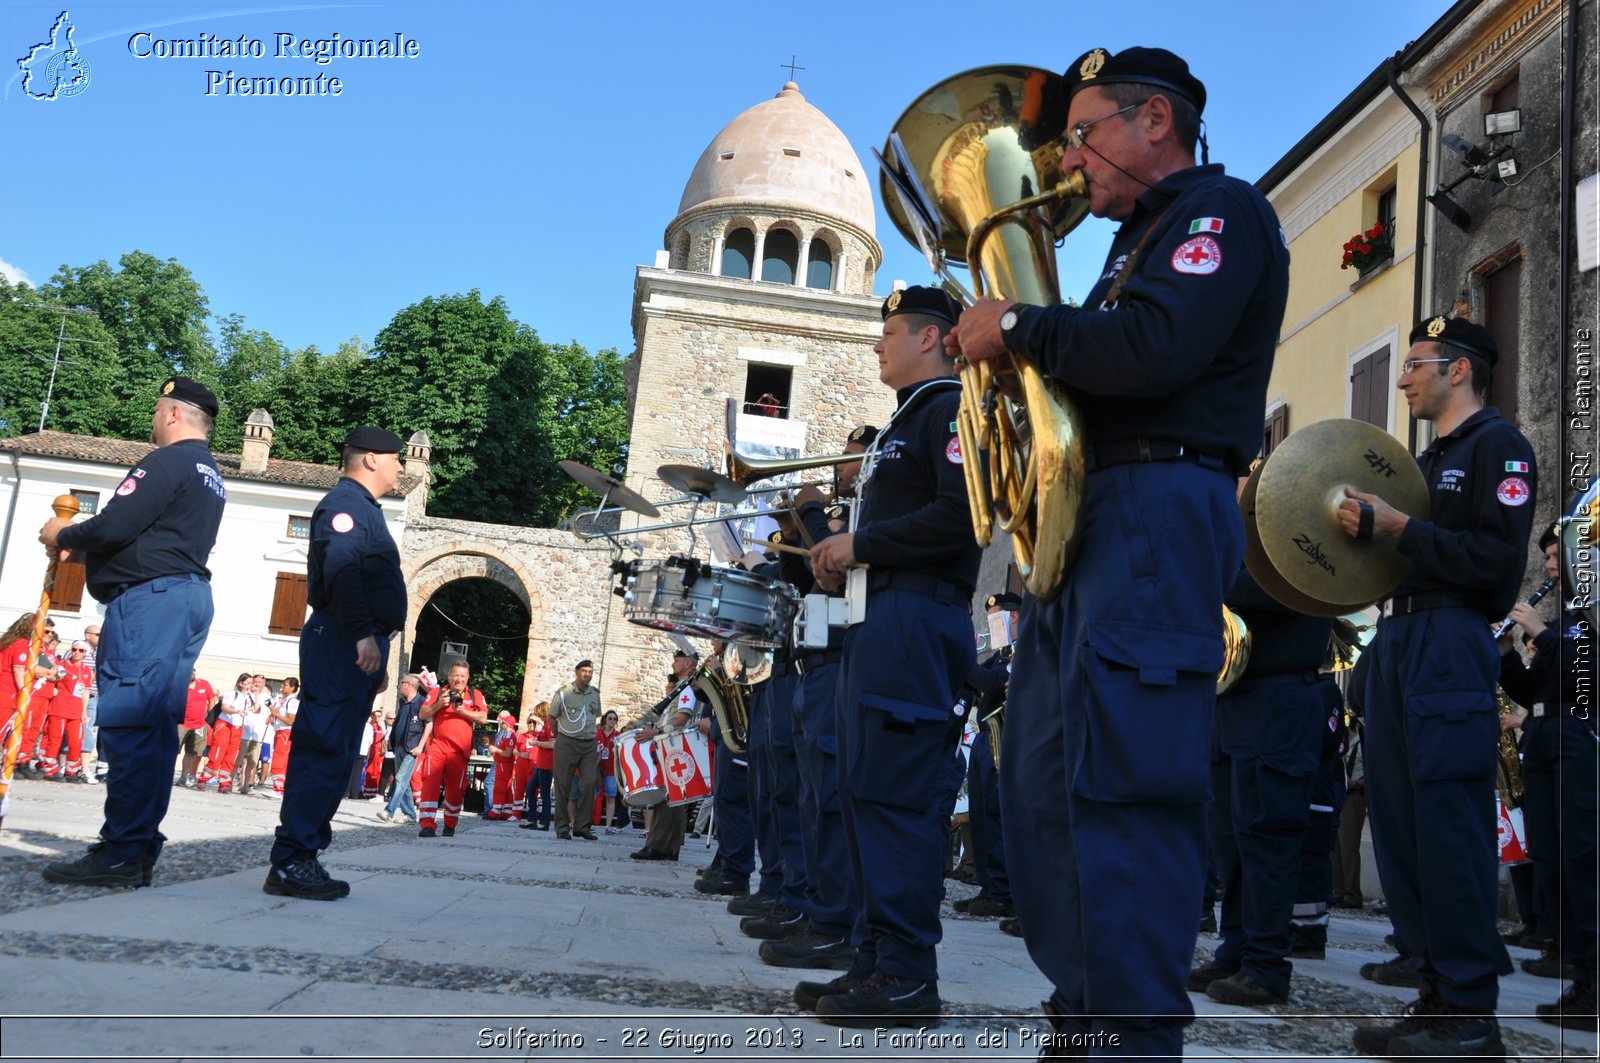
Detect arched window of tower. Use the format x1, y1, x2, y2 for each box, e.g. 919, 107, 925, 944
805, 240, 834, 290
761, 228, 799, 284
721, 228, 755, 279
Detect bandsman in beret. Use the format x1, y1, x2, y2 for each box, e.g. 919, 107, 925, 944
267, 424, 410, 899
38, 376, 226, 889
942, 42, 1292, 1057
1335, 313, 1537, 1056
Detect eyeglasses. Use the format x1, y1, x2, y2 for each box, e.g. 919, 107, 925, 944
1401, 357, 1454, 373
1062, 101, 1144, 150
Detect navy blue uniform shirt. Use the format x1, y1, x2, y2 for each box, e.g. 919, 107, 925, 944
853, 378, 981, 593
1008, 164, 1290, 473
57, 438, 226, 602
1226, 566, 1333, 676
306, 476, 405, 638
1393, 407, 1536, 616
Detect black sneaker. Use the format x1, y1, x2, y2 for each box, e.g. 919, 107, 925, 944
998, 916, 1023, 938
727, 892, 778, 917
1351, 992, 1446, 1056
694, 877, 748, 896
65, 773, 89, 785
418, 827, 436, 837
794, 971, 867, 1011
967, 895, 1015, 918
759, 931, 853, 970
1521, 951, 1580, 980
556, 830, 573, 840
814, 970, 941, 1028
1289, 928, 1326, 960
1186, 963, 1236, 994
1360, 954, 1421, 987
1205, 970, 1287, 1006
630, 848, 677, 861
741, 905, 806, 939
1385, 1003, 1505, 1059
1536, 983, 1599, 1032
16, 762, 43, 780
263, 860, 344, 901
42, 851, 146, 888
441, 826, 455, 837
952, 893, 986, 913
575, 830, 597, 841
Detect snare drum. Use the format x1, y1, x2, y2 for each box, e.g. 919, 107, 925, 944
622, 559, 798, 648
616, 730, 666, 808
653, 728, 715, 807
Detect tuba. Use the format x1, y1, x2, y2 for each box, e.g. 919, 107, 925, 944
699, 651, 750, 754
882, 67, 1091, 600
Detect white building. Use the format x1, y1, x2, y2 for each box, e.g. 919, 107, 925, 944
0, 412, 426, 689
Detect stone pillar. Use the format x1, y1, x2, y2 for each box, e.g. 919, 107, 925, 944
753, 230, 767, 281
796, 238, 812, 288
240, 409, 274, 474
405, 431, 432, 519
710, 234, 725, 276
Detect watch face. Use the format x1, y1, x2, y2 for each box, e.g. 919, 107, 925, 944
1000, 310, 1018, 331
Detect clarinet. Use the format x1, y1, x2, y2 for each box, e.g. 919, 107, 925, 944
1491, 577, 1558, 639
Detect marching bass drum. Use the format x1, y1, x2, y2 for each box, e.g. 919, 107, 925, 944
654, 727, 716, 807
621, 559, 799, 648
615, 729, 666, 808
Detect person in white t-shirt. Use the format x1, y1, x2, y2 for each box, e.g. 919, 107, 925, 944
199, 673, 250, 793
267, 677, 299, 795
235, 674, 271, 795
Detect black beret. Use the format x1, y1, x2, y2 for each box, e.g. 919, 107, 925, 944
847, 424, 879, 447
343, 425, 404, 453
1062, 46, 1206, 116
1408, 316, 1499, 367
159, 376, 219, 418
1539, 520, 1560, 552
882, 285, 961, 326
575, 659, 594, 670
673, 649, 699, 660
986, 591, 1023, 611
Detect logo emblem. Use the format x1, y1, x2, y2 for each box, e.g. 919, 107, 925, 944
1171, 236, 1222, 275
1188, 217, 1225, 234
946, 436, 963, 464
18, 11, 90, 102
1426, 317, 1447, 338
161, 380, 175, 396
330, 512, 355, 533
1497, 477, 1531, 506
1080, 49, 1108, 80
886, 291, 902, 312
115, 478, 136, 497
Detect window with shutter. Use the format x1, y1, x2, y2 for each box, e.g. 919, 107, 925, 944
268, 572, 308, 636
1350, 346, 1391, 429
1262, 405, 1289, 458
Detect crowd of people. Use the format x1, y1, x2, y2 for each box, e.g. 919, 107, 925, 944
5, 39, 1594, 1061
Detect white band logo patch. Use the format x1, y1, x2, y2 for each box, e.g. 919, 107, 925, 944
115, 478, 136, 497
946, 436, 963, 464
331, 512, 355, 533
1496, 477, 1530, 506
1172, 236, 1222, 275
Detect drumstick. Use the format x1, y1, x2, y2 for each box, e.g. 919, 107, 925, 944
740, 534, 870, 568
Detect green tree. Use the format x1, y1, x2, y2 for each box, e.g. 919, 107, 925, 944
0, 277, 126, 438
264, 338, 370, 464
211, 313, 293, 452
44, 251, 216, 437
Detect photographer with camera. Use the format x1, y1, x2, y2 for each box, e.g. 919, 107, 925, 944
414, 660, 489, 837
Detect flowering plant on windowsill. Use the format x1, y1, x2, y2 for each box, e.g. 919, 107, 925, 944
1340, 222, 1394, 273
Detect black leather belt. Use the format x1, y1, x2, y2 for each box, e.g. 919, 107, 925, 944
1382, 591, 1471, 617
868, 570, 971, 605
1086, 437, 1231, 474
794, 650, 843, 676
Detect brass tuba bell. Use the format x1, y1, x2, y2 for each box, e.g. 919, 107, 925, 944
881, 66, 1091, 600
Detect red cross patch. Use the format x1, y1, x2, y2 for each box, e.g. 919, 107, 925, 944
1172, 236, 1222, 275
115, 478, 136, 497
1496, 477, 1530, 506
946, 436, 963, 464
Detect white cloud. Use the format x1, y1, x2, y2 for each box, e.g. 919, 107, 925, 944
0, 256, 32, 286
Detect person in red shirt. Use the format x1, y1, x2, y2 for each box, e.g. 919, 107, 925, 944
518, 701, 555, 830
597, 711, 622, 833
40, 640, 93, 780
18, 631, 63, 777
485, 711, 519, 819
267, 678, 298, 794
510, 710, 538, 821
0, 612, 36, 734
414, 661, 488, 836
178, 671, 216, 788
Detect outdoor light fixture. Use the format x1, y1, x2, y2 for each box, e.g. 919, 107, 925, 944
1443, 133, 1492, 167
1484, 109, 1522, 136
1495, 158, 1519, 180
1427, 189, 1472, 230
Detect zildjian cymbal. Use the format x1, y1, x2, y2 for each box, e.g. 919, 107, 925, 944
1245, 418, 1431, 616
558, 460, 661, 518
657, 464, 747, 504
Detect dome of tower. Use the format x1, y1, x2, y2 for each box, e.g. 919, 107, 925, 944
677, 82, 874, 236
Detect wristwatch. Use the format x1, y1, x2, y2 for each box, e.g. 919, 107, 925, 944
998, 306, 1022, 352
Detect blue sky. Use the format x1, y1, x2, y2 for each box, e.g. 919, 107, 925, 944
3, 1, 1453, 360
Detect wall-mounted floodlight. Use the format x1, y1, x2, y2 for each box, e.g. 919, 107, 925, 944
1427, 190, 1472, 230
1484, 110, 1522, 136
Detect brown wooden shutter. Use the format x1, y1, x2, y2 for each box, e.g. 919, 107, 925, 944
1484, 259, 1521, 426
53, 561, 86, 612
1350, 346, 1390, 428
1262, 405, 1289, 458
268, 572, 308, 636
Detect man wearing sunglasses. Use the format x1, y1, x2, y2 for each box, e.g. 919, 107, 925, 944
948, 46, 1289, 1058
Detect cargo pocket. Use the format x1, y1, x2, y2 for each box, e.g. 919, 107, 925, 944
1074, 622, 1220, 803
95, 658, 164, 728
845, 691, 950, 812
1407, 690, 1497, 782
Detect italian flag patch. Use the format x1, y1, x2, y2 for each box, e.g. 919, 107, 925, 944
1505, 460, 1529, 472
1189, 217, 1224, 234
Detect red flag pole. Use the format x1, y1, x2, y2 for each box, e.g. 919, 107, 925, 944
0, 495, 82, 829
